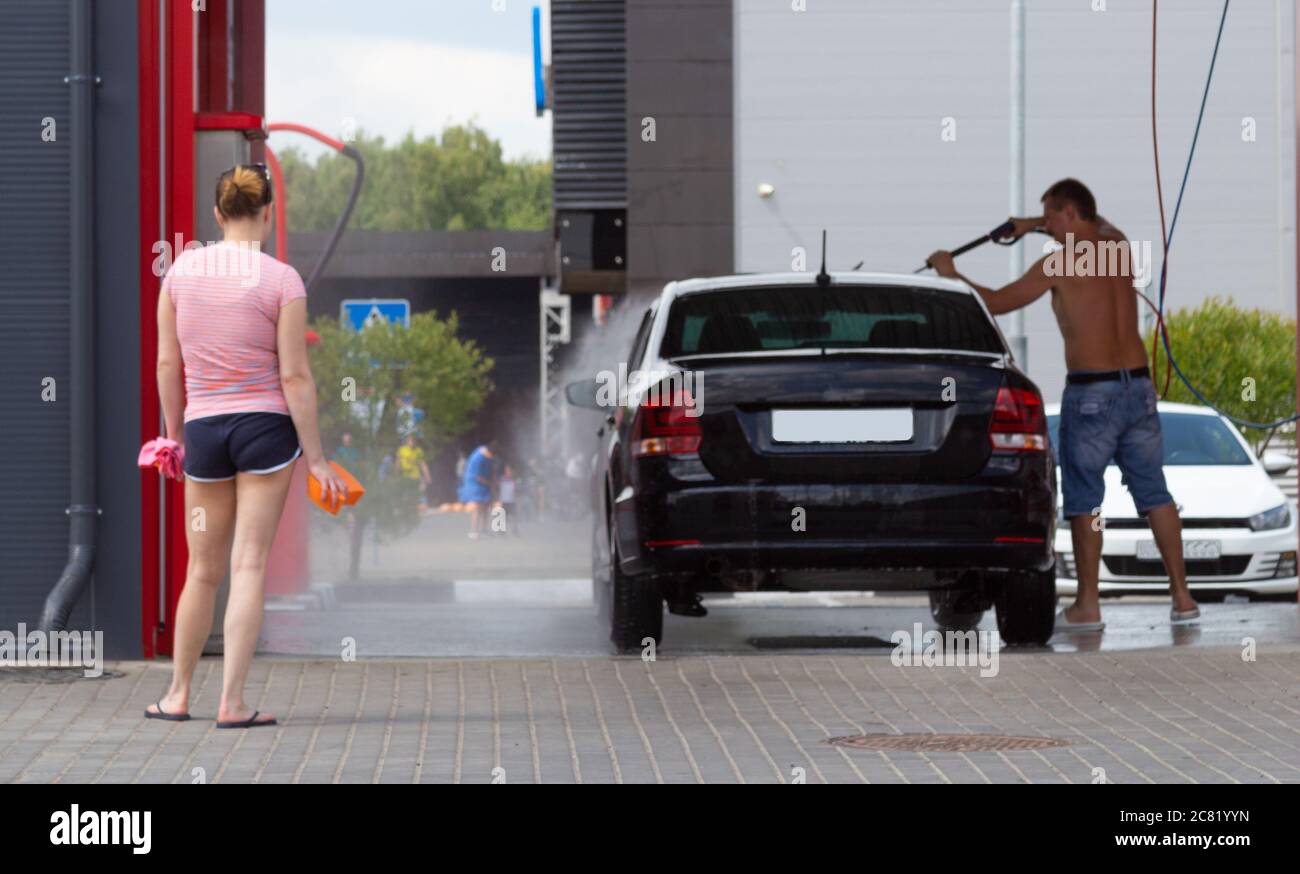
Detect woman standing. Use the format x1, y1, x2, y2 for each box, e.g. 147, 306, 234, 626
147, 164, 346, 728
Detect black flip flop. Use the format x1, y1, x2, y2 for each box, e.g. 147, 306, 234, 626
144, 699, 191, 722
216, 710, 277, 729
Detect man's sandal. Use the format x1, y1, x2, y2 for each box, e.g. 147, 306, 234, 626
1054, 609, 1105, 633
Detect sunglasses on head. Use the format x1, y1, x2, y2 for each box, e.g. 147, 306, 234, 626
220, 161, 269, 179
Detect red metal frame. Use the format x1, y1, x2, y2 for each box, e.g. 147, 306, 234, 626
138, 0, 267, 655
136, 0, 200, 657
197, 0, 228, 113
195, 111, 265, 132
137, 0, 160, 659
161, 0, 196, 656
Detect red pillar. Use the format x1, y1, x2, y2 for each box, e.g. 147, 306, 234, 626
160, 0, 197, 657
137, 0, 162, 659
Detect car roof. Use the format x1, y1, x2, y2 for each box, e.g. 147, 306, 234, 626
1044, 400, 1221, 416
661, 272, 976, 302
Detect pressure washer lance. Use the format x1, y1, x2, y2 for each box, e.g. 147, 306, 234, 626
910, 219, 1020, 273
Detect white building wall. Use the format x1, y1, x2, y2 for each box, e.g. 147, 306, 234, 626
735, 0, 1296, 402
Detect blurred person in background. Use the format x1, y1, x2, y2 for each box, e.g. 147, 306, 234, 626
458, 439, 498, 538
334, 431, 359, 469
497, 465, 520, 536
397, 433, 432, 512
564, 451, 588, 518
521, 456, 544, 520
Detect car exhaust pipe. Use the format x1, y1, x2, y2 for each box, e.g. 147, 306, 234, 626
704, 556, 727, 577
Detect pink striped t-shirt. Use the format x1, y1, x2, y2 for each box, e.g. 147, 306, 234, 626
163, 242, 307, 422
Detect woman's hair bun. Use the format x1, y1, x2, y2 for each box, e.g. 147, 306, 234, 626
216, 165, 270, 219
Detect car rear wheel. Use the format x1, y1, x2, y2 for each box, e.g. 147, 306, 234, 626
607, 529, 663, 654
994, 566, 1057, 646
928, 589, 985, 632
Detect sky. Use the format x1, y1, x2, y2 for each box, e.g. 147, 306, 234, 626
266, 0, 552, 161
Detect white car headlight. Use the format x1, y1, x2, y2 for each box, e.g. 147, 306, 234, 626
1248, 504, 1290, 532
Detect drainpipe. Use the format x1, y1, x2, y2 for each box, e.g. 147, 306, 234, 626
39, 0, 100, 634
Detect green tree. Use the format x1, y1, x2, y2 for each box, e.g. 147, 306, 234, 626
1145, 296, 1296, 453
309, 311, 494, 579
275, 124, 551, 231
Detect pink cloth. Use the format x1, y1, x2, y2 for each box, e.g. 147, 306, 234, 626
138, 437, 185, 481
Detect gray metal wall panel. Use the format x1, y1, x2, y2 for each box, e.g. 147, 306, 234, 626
0, 2, 143, 655
627, 0, 733, 297
735, 0, 1296, 403
92, 0, 144, 657
0, 0, 72, 629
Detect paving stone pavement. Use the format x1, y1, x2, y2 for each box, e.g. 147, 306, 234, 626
2, 645, 1299, 783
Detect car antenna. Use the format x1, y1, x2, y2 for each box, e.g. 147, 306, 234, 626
815, 230, 831, 287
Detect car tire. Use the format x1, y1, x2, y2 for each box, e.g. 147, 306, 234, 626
928, 590, 984, 631
994, 566, 1057, 646
607, 532, 663, 654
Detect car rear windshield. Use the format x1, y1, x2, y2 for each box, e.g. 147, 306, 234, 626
660, 285, 1004, 357
1047, 412, 1252, 466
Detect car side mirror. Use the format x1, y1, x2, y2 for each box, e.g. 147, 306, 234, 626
564, 378, 604, 410
1261, 451, 1294, 475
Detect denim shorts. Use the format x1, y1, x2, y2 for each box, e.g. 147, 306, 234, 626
183, 412, 301, 482
1057, 373, 1174, 518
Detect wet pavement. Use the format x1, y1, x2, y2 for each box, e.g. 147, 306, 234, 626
291, 512, 1300, 658
262, 582, 1300, 658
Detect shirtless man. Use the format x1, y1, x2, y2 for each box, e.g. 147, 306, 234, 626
927, 178, 1199, 631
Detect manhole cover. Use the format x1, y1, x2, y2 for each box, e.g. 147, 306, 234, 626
828, 733, 1070, 752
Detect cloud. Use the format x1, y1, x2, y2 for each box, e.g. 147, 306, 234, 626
267, 33, 551, 161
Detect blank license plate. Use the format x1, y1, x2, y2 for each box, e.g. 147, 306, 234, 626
1137, 539, 1220, 560
771, 408, 913, 443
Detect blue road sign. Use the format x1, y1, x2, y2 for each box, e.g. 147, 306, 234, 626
340, 298, 410, 331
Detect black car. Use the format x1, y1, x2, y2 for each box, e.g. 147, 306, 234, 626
566, 272, 1057, 651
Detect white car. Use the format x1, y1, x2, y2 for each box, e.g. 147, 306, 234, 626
1046, 401, 1298, 598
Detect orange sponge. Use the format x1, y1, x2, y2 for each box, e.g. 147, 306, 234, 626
307, 461, 365, 515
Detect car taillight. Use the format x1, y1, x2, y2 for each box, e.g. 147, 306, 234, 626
990, 385, 1047, 452
631, 387, 702, 458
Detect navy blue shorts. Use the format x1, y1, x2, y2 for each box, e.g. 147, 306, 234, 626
183, 412, 301, 482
